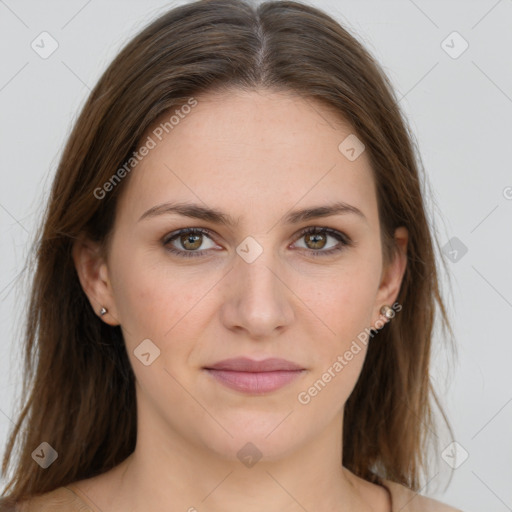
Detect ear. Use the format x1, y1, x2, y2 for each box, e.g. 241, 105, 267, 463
372, 226, 408, 324
72, 236, 120, 326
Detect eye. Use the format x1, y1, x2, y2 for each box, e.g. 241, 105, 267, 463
292, 226, 352, 257
162, 226, 352, 259
163, 227, 218, 258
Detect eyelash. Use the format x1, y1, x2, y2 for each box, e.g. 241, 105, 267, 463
162, 226, 352, 259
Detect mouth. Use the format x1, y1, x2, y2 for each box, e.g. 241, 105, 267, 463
203, 357, 306, 394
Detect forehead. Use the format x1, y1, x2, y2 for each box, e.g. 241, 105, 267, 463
117, 88, 378, 228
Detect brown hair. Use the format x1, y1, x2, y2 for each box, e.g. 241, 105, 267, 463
0, 0, 455, 505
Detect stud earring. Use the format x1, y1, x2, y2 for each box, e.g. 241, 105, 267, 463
100, 307, 108, 316
380, 305, 394, 320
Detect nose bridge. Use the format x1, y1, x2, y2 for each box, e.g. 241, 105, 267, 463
221, 233, 294, 336
236, 234, 284, 301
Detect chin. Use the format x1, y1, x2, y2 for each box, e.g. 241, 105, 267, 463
192, 414, 308, 463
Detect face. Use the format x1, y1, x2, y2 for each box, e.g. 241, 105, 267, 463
76, 88, 407, 462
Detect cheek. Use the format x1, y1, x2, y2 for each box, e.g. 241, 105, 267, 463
295, 260, 381, 345
288, 258, 380, 409
294, 271, 376, 412
108, 243, 173, 340
109, 243, 218, 355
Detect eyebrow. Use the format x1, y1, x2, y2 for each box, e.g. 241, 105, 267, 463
138, 200, 367, 226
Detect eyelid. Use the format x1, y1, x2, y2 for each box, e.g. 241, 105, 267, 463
162, 227, 217, 245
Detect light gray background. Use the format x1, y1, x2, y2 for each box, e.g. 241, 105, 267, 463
1, 1, 511, 510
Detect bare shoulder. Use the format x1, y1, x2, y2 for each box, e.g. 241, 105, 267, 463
10, 486, 93, 512
383, 479, 464, 512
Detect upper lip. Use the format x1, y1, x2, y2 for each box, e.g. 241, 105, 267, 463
204, 357, 304, 372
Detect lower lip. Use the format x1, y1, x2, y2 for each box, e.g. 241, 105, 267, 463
204, 369, 305, 394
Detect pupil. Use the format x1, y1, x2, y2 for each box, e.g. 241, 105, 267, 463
183, 233, 201, 249
308, 232, 326, 249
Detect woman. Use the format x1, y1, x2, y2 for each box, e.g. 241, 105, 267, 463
0, 0, 462, 510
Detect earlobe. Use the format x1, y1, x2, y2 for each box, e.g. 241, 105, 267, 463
72, 237, 120, 326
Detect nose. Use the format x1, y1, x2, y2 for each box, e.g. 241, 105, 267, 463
219, 245, 295, 340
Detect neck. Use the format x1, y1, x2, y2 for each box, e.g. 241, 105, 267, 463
102, 406, 370, 512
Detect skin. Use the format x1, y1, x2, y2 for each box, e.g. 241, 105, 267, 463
72, 88, 408, 512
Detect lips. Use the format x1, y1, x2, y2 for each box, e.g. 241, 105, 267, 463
203, 357, 306, 394
206, 357, 304, 372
